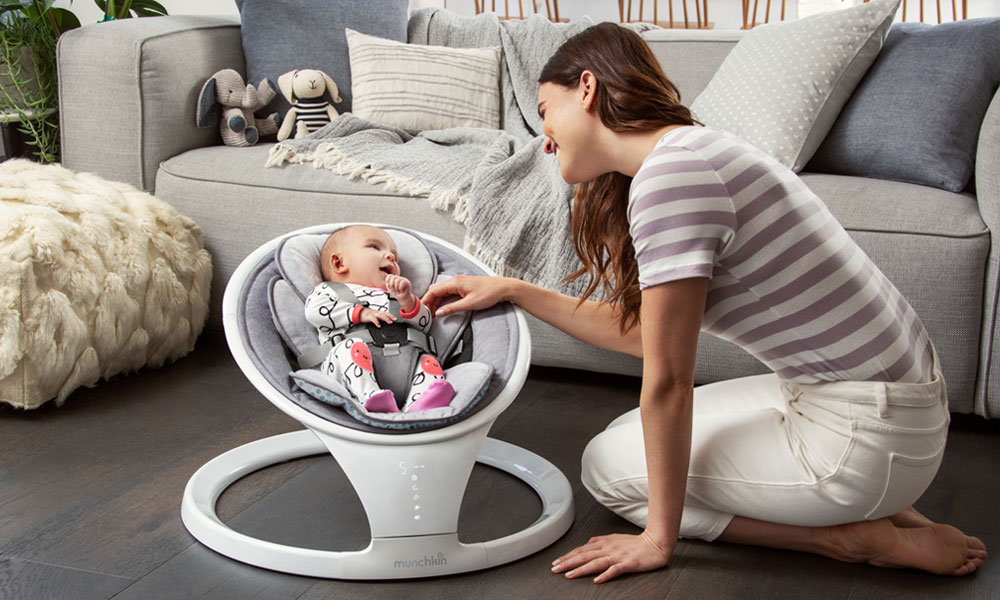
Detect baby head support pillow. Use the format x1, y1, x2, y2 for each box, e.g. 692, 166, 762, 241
267, 226, 493, 430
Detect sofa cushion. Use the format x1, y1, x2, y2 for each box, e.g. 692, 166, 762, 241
690, 0, 899, 171
346, 29, 502, 132
798, 173, 984, 237
807, 19, 1000, 193
235, 0, 409, 117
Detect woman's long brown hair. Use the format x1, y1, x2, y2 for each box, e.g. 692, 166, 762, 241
539, 22, 698, 333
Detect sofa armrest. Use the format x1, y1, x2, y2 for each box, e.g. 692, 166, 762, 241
974, 88, 1000, 417
57, 16, 243, 192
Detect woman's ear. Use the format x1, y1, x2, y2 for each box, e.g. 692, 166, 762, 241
579, 70, 597, 111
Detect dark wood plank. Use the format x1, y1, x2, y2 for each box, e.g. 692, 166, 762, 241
485, 365, 557, 434
663, 540, 858, 600
0, 334, 305, 579
108, 544, 315, 600
0, 555, 132, 600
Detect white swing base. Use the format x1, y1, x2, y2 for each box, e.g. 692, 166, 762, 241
181, 429, 574, 580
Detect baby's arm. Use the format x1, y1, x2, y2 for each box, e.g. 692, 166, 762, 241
304, 283, 354, 335
386, 274, 432, 331
304, 283, 394, 340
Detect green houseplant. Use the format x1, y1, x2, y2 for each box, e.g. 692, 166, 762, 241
0, 1, 80, 162
0, 1, 166, 162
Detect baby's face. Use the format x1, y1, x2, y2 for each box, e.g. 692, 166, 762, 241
327, 226, 400, 288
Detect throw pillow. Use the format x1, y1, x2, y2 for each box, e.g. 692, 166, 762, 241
235, 0, 409, 116
690, 0, 900, 171
807, 19, 1000, 192
346, 29, 502, 132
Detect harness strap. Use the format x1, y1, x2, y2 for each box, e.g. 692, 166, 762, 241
326, 281, 403, 319
297, 282, 436, 368
296, 325, 437, 369
346, 324, 437, 356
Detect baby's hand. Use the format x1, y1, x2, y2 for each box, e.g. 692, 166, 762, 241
385, 274, 416, 312
358, 306, 396, 328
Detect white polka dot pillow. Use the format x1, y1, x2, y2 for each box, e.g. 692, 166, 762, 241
690, 0, 900, 172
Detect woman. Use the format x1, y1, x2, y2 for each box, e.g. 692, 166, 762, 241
421, 22, 986, 583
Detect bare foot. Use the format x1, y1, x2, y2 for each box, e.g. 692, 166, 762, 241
889, 507, 986, 565
889, 506, 936, 528
825, 518, 987, 576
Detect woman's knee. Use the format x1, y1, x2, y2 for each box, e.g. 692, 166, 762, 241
580, 424, 649, 513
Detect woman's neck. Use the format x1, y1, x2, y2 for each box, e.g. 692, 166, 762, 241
611, 124, 687, 178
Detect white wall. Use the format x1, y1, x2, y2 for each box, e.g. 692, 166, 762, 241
58, 0, 1000, 30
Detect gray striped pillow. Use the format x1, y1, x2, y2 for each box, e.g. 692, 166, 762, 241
346, 28, 501, 132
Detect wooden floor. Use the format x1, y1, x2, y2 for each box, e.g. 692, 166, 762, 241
2, 332, 998, 599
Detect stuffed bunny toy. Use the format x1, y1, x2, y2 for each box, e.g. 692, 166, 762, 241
276, 69, 343, 141
196, 69, 280, 147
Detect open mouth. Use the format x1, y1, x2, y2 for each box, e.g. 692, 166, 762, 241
380, 266, 394, 275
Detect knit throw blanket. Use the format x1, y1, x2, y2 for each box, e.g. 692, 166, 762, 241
267, 9, 653, 297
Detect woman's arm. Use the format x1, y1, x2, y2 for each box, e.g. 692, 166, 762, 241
636, 277, 706, 551
422, 275, 643, 357
551, 276, 708, 583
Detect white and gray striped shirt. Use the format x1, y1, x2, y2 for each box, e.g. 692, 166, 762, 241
629, 126, 932, 384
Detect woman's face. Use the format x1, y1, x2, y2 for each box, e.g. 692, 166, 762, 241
537, 79, 603, 185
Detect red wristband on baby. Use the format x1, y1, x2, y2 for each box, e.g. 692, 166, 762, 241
398, 297, 421, 319
350, 304, 365, 324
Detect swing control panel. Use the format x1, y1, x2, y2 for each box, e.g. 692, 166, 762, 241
399, 460, 426, 521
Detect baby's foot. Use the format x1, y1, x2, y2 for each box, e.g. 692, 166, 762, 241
406, 380, 455, 412
364, 389, 398, 413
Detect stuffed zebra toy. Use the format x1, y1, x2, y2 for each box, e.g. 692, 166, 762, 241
276, 69, 343, 141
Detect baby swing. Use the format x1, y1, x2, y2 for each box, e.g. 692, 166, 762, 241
181, 223, 574, 579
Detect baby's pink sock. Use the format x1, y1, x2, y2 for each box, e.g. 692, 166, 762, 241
364, 389, 398, 413
406, 380, 455, 412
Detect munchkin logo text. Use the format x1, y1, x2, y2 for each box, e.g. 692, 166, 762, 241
394, 553, 447, 568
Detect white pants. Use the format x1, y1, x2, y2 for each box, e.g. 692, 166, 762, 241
581, 357, 949, 542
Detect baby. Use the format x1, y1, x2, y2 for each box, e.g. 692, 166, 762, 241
303, 225, 455, 413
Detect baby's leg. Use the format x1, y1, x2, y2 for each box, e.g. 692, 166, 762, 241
325, 339, 396, 412
403, 354, 454, 412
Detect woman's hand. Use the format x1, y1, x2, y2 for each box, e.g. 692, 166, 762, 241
551, 531, 672, 583
421, 275, 515, 316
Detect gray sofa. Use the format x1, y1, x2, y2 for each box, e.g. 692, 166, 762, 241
56, 15, 1000, 417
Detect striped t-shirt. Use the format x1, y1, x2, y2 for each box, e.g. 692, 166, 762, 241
629, 126, 933, 384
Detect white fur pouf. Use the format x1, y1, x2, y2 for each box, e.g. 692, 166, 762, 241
0, 160, 213, 409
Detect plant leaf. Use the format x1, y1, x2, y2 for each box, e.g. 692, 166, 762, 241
130, 0, 166, 16
50, 7, 79, 31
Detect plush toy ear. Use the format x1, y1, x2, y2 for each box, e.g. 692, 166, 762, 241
321, 71, 342, 104
277, 70, 297, 103
196, 77, 219, 128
